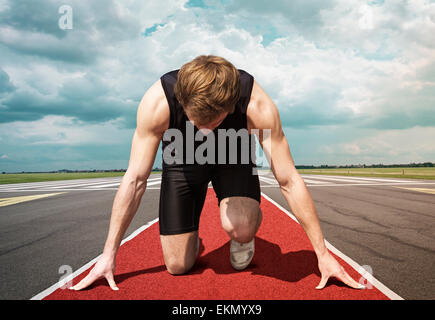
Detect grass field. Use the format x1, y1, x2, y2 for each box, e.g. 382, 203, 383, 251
0, 171, 160, 185
297, 167, 435, 180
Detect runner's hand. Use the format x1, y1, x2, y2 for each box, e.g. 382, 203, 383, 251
69, 254, 119, 291
316, 250, 365, 290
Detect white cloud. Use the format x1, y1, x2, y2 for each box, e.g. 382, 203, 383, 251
1, 0, 434, 170
316, 126, 435, 164
0, 115, 132, 146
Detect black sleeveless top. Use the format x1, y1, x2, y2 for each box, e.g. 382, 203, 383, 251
160, 69, 256, 168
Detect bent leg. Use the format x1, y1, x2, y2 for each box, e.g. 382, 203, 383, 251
220, 196, 262, 243
158, 165, 212, 275
160, 230, 200, 275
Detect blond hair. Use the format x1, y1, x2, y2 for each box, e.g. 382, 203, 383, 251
174, 55, 240, 126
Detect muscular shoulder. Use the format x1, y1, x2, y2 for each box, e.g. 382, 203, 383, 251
136, 79, 170, 136
247, 79, 281, 131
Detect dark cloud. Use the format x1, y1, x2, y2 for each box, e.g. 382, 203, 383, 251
281, 105, 355, 128
361, 107, 435, 130
226, 0, 334, 19
0, 0, 67, 38
221, 0, 335, 35
0, 0, 140, 39
1, 37, 97, 64
279, 79, 355, 128
0, 0, 140, 64
0, 69, 15, 94
0, 0, 158, 128
0, 83, 137, 126
366, 112, 435, 130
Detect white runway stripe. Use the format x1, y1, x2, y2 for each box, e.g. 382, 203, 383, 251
300, 175, 373, 184
84, 182, 122, 188
1, 174, 432, 192
306, 182, 435, 187
146, 177, 163, 182
0, 176, 162, 192
5, 181, 435, 192
44, 180, 126, 189
259, 176, 278, 184
0, 177, 123, 190
302, 178, 331, 185
84, 179, 162, 189
261, 174, 398, 185
146, 180, 162, 187
301, 174, 416, 184
325, 175, 417, 183
0, 177, 121, 188
0, 188, 122, 192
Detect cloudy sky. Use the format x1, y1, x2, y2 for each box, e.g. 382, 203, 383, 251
0, 0, 434, 172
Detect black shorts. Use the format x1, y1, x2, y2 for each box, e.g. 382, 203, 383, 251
158, 164, 261, 235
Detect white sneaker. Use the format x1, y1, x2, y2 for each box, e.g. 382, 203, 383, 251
230, 238, 255, 270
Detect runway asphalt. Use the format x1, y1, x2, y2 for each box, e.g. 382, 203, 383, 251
0, 173, 434, 299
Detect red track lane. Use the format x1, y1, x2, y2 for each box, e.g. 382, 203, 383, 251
45, 190, 388, 300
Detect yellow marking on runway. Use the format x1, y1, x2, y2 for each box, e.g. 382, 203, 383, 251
0, 192, 66, 207
394, 187, 435, 195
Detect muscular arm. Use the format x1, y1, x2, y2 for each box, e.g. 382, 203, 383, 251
248, 80, 362, 290
71, 79, 169, 291
248, 80, 327, 257
103, 82, 168, 257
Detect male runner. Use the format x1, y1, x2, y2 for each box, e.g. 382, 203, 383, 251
71, 55, 363, 291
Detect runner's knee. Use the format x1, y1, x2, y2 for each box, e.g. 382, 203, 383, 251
165, 257, 194, 275
221, 207, 261, 243
160, 232, 198, 275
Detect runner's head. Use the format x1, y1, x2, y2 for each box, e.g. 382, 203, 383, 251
174, 55, 240, 130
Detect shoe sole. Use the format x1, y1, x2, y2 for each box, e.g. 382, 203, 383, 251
230, 239, 255, 270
